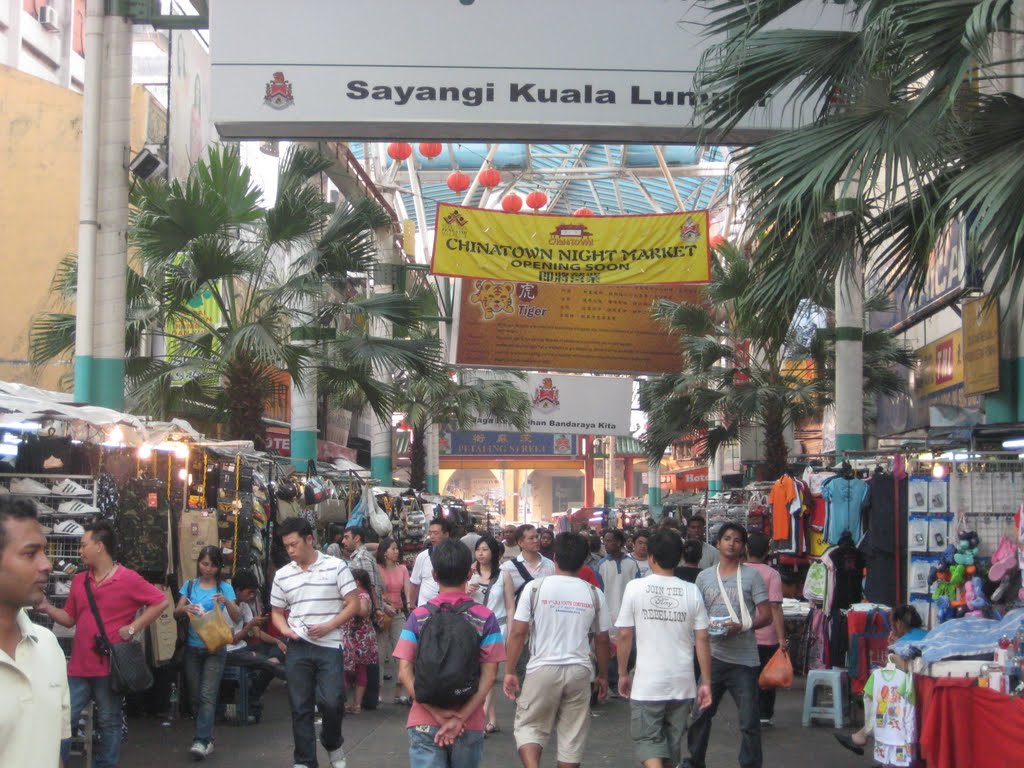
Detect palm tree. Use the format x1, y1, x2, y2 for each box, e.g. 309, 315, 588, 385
640, 243, 914, 477
31, 145, 441, 444
693, 0, 1024, 315
394, 366, 532, 490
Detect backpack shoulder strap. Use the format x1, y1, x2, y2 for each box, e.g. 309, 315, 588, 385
529, 577, 546, 619
512, 558, 532, 583
586, 582, 601, 633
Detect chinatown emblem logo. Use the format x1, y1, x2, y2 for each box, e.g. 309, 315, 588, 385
532, 377, 560, 414
549, 222, 594, 246
264, 72, 294, 110
443, 209, 468, 228
679, 216, 701, 244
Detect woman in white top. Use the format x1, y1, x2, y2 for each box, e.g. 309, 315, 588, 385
468, 534, 506, 733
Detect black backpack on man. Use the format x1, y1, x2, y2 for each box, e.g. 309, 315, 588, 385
413, 601, 481, 708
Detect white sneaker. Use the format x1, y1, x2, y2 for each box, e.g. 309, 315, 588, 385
10, 478, 52, 496
202, 742, 214, 758
189, 741, 206, 760
51, 478, 91, 497
53, 520, 85, 536
33, 501, 59, 516
57, 500, 100, 516
328, 746, 346, 768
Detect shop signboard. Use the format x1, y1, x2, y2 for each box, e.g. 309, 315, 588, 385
452, 280, 697, 375
473, 373, 632, 436
915, 331, 964, 399
164, 285, 222, 383
962, 296, 1000, 397
210, 0, 851, 142
265, 425, 290, 456
439, 430, 576, 458
169, 29, 218, 181
678, 466, 709, 491
431, 205, 710, 287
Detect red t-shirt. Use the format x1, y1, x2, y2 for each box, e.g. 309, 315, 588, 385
578, 565, 600, 588
63, 566, 167, 677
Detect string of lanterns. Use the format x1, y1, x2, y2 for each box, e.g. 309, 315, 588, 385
385, 142, 598, 215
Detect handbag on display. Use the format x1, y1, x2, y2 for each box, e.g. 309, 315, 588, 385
276, 477, 300, 501
304, 465, 328, 506
84, 578, 154, 695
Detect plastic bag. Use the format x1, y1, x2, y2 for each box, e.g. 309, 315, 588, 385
758, 647, 793, 690
188, 603, 233, 652
368, 492, 393, 537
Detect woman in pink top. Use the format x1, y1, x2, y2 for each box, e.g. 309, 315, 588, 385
376, 537, 411, 703
745, 532, 787, 726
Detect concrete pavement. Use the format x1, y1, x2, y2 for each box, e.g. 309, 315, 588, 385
69, 671, 877, 768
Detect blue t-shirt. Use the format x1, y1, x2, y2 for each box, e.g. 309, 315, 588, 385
183, 578, 236, 648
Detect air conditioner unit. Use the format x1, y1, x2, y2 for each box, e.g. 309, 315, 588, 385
38, 4, 59, 32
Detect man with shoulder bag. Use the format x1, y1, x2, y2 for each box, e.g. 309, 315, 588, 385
37, 519, 168, 768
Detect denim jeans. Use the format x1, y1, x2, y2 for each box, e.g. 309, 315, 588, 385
684, 657, 762, 768
183, 645, 227, 746
60, 675, 124, 768
408, 725, 485, 768
286, 638, 346, 768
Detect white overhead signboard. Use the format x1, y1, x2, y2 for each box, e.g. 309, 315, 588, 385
210, 0, 850, 143
474, 373, 633, 436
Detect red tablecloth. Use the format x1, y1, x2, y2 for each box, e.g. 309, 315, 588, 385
918, 676, 1024, 768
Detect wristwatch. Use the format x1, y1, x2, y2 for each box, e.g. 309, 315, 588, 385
127, 626, 136, 637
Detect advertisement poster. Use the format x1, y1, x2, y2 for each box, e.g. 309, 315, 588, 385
473, 373, 633, 436
916, 331, 964, 398
431, 204, 711, 287
452, 280, 697, 375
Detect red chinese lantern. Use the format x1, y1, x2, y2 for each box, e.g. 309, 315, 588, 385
387, 142, 412, 161
573, 207, 594, 217
418, 142, 443, 159
478, 167, 502, 188
501, 193, 523, 212
447, 170, 471, 193
526, 191, 548, 210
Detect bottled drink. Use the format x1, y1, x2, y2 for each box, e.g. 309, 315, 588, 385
169, 683, 179, 721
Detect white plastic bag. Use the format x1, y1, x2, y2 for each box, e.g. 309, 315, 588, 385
368, 491, 393, 537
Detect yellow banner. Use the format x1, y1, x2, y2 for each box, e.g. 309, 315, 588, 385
963, 296, 1000, 397
431, 204, 711, 286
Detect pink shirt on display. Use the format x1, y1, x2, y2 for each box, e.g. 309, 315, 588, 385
747, 562, 783, 646
63, 566, 167, 677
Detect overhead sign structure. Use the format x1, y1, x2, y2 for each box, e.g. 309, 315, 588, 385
452, 281, 697, 375
440, 430, 576, 458
210, 0, 851, 142
431, 205, 710, 287
473, 373, 633, 436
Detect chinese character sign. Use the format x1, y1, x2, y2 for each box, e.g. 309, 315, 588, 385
431, 204, 711, 287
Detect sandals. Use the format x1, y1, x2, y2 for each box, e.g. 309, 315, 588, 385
393, 696, 411, 705
345, 704, 362, 715
484, 722, 500, 735
833, 733, 865, 756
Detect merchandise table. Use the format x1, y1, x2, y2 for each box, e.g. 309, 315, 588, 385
916, 676, 1024, 768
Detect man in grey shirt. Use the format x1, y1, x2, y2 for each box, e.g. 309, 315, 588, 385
683, 523, 771, 768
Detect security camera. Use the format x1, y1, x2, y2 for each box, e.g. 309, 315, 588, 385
129, 148, 167, 180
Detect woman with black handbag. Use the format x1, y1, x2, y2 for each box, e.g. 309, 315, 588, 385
173, 546, 241, 761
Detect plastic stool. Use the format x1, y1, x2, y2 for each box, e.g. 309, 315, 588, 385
802, 667, 848, 728
220, 665, 253, 726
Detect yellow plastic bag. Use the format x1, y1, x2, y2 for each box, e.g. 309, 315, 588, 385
188, 603, 233, 652
758, 648, 794, 689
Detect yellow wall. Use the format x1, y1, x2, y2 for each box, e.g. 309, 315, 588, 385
0, 65, 82, 390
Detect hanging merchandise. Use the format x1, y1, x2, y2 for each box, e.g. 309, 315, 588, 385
304, 464, 328, 505
115, 478, 170, 576
177, 509, 219, 587
368, 490, 393, 537
347, 492, 367, 530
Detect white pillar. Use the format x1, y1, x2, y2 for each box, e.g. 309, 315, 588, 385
835, 262, 865, 451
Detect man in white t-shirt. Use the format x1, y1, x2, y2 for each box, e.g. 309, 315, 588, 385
409, 518, 452, 607
616, 529, 712, 768
504, 532, 610, 768
501, 524, 555, 621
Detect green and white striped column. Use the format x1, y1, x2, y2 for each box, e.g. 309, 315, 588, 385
835, 263, 865, 452
647, 459, 662, 519
290, 378, 317, 471
426, 423, 440, 494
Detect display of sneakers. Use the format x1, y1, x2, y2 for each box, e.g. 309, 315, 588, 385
10, 477, 53, 496
53, 579, 72, 597
53, 520, 85, 536
51, 478, 91, 498
53, 559, 78, 576
57, 500, 101, 516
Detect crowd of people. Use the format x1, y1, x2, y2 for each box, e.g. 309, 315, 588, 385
1, 492, 817, 768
